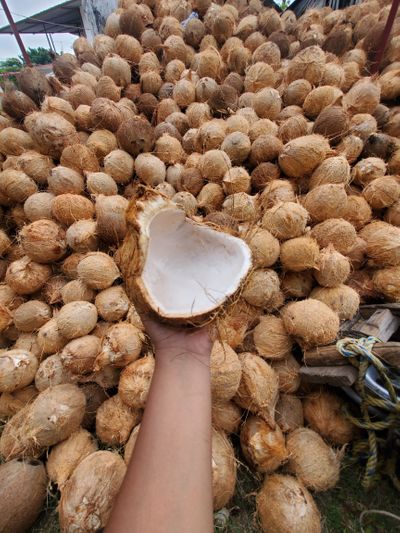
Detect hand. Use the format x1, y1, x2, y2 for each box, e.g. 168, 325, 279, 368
142, 317, 212, 362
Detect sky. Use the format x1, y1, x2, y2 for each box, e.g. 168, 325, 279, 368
0, 0, 76, 60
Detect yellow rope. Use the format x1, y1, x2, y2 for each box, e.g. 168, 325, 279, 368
336, 336, 400, 491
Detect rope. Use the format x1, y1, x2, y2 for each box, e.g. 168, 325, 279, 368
336, 336, 400, 490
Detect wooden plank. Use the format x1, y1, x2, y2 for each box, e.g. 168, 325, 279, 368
351, 309, 400, 342
303, 342, 400, 369
360, 304, 400, 317
300, 365, 358, 387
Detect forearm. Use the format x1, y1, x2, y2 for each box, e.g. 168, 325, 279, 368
106, 350, 213, 533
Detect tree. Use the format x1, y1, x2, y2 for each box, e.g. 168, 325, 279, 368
0, 57, 23, 72
19, 47, 53, 65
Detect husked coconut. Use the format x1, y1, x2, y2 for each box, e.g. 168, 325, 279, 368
59, 451, 126, 532
281, 299, 340, 348
304, 184, 347, 222
77, 252, 120, 289
363, 176, 400, 209
95, 194, 128, 244
13, 300, 52, 332
235, 352, 279, 427
303, 388, 356, 445
242, 269, 281, 309
119, 356, 155, 409
24, 192, 55, 222
342, 196, 372, 231
60, 335, 101, 375
359, 221, 400, 267
280, 237, 319, 272
281, 271, 314, 299
311, 218, 357, 255
0, 458, 47, 533
373, 266, 400, 301
212, 429, 237, 510
95, 322, 144, 369
0, 350, 38, 393
272, 354, 301, 393
276, 394, 304, 433
261, 202, 308, 240
20, 220, 67, 263
61, 279, 95, 304
244, 227, 280, 268
278, 135, 330, 178
211, 400, 242, 433
211, 341, 242, 401
253, 315, 292, 360
240, 415, 287, 473
37, 318, 67, 355
256, 474, 321, 533
34, 354, 75, 392
314, 246, 350, 287
310, 285, 361, 320
6, 256, 52, 295
96, 394, 141, 446
119, 194, 251, 324
286, 428, 340, 491
57, 301, 98, 339
46, 428, 97, 487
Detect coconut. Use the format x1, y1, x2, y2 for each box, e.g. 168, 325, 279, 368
342, 77, 380, 116
257, 474, 322, 533
1, 89, 38, 121
211, 400, 241, 434
244, 62, 274, 93
197, 121, 225, 151
278, 115, 308, 145
252, 41, 281, 70
197, 183, 224, 213
235, 352, 279, 427
52, 53, 79, 83
95, 286, 130, 322
287, 45, 325, 85
283, 79, 312, 107
336, 134, 364, 164
20, 219, 67, 263
258, 8, 282, 36
0, 169, 37, 203
310, 285, 360, 320
68, 84, 96, 109
180, 167, 204, 195
241, 415, 288, 475
77, 252, 120, 289
18, 66, 52, 103
304, 184, 347, 223
42, 96, 75, 124
314, 246, 350, 288
136, 93, 157, 120
79, 382, 107, 429
195, 77, 218, 103
359, 221, 400, 267
208, 84, 239, 115
272, 353, 301, 393
41, 275, 68, 306
86, 172, 118, 196
0, 128, 36, 157
321, 62, 345, 88
244, 30, 266, 53
222, 192, 259, 222
0, 458, 47, 532
95, 194, 128, 244
25, 112, 80, 158
65, 219, 98, 253
0, 349, 38, 393
0, 231, 10, 257
13, 300, 52, 333
249, 134, 283, 167
251, 162, 280, 190
281, 270, 314, 299
172, 191, 198, 216
372, 266, 400, 301
303, 388, 356, 445
116, 116, 155, 157
346, 238, 368, 271
139, 51, 160, 75
350, 113, 377, 142
56, 301, 98, 340
93, 34, 115, 62
261, 202, 308, 240
281, 298, 339, 348
221, 132, 251, 164
212, 428, 237, 510
303, 86, 342, 119
385, 199, 400, 227
253, 315, 292, 360
276, 394, 304, 433
59, 451, 126, 531
6, 256, 51, 295
96, 394, 140, 446
119, 356, 155, 409
102, 149, 134, 185
89, 97, 124, 132
135, 153, 166, 187
253, 88, 281, 120
95, 322, 144, 369
244, 227, 280, 268
278, 135, 330, 178
260, 181, 296, 211
51, 194, 94, 227
363, 177, 400, 209
61, 279, 95, 304
36, 317, 67, 355
225, 115, 250, 136
46, 428, 97, 487
101, 54, 131, 87
95, 76, 121, 102
311, 218, 357, 255
34, 354, 75, 392
210, 341, 242, 401
0, 384, 86, 460
12, 151, 54, 185
199, 149, 231, 182
287, 427, 340, 491
309, 156, 350, 189
48, 166, 85, 196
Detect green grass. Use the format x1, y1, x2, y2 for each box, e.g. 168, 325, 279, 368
32, 456, 400, 533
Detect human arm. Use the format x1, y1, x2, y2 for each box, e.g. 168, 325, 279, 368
106, 320, 214, 533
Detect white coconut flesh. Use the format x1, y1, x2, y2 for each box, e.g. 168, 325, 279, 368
141, 208, 251, 318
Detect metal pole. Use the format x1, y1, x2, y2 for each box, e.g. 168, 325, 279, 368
371, 0, 400, 74
0, 0, 32, 66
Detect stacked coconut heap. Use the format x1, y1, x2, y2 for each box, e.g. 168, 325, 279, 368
1, 0, 400, 530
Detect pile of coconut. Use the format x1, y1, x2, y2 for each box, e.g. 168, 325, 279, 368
0, 0, 400, 529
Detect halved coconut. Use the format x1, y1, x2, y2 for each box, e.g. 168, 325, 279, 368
119, 193, 252, 323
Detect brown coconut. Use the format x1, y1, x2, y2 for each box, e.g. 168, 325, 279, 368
0, 128, 36, 156
281, 270, 314, 299
253, 315, 293, 360
373, 266, 400, 301
257, 474, 321, 533
276, 394, 304, 433
352, 157, 387, 187
304, 184, 348, 223
278, 135, 330, 178
6, 256, 52, 295
1, 89, 38, 121
363, 176, 400, 209
95, 322, 144, 369
251, 162, 280, 190
283, 79, 312, 107
61, 279, 95, 304
211, 400, 242, 434
199, 149, 231, 182
56, 301, 98, 340
52, 194, 94, 227
58, 451, 126, 532
12, 151, 54, 186
13, 300, 52, 333
343, 78, 380, 115
311, 218, 357, 255
25, 112, 80, 158
212, 428, 237, 510
309, 156, 350, 190
314, 246, 350, 288
48, 166, 85, 196
287, 45, 326, 85
96, 394, 141, 446
312, 106, 349, 144
0, 458, 47, 532
95, 286, 130, 322
46, 428, 97, 487
278, 115, 308, 144
253, 88, 281, 120
272, 354, 301, 394
60, 335, 101, 375
359, 221, 400, 267
0, 350, 38, 393
119, 356, 155, 409
116, 116, 155, 157
20, 219, 67, 263
65, 220, 98, 253
310, 285, 360, 320
95, 194, 128, 244
235, 352, 279, 427
249, 134, 283, 167
77, 252, 120, 289
261, 202, 309, 240
244, 227, 280, 268
242, 269, 281, 310
86, 172, 118, 196
211, 341, 242, 402
303, 388, 356, 445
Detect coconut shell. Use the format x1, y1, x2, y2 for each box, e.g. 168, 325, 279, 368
0, 458, 47, 533
0, 384, 85, 460
212, 428, 237, 510
241, 415, 287, 474
303, 388, 356, 445
59, 451, 126, 531
257, 474, 321, 533
235, 352, 279, 428
276, 394, 304, 433
46, 428, 98, 487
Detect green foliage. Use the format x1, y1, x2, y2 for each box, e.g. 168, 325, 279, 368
20, 47, 53, 66
0, 56, 22, 73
